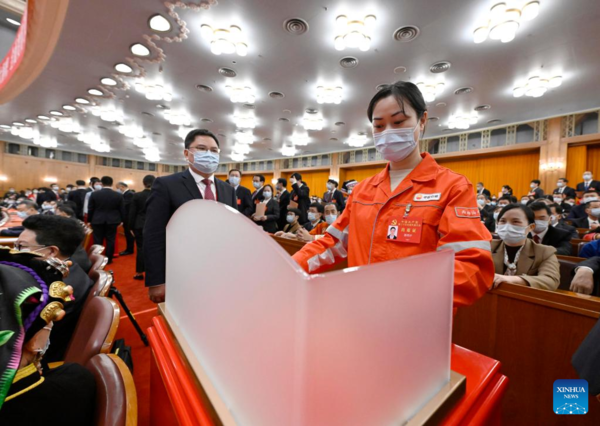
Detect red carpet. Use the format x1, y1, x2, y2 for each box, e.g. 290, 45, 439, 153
108, 234, 156, 426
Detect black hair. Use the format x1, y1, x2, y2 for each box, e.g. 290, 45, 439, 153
531, 179, 541, 185
477, 182, 484, 186
498, 204, 535, 225
263, 184, 274, 193
277, 178, 287, 187
327, 179, 339, 187
324, 202, 338, 212
586, 200, 600, 209
529, 202, 551, 216
117, 181, 128, 188
56, 205, 75, 217
101, 176, 113, 186
253, 174, 265, 183
390, 227, 397, 231
76, 180, 85, 186
291, 172, 302, 181
22, 215, 85, 257
584, 190, 599, 196
498, 195, 516, 204
477, 194, 490, 201
565, 195, 576, 201
550, 203, 563, 215
90, 177, 99, 185
17, 200, 38, 210
229, 168, 242, 177
309, 202, 324, 214
367, 81, 427, 122
287, 208, 301, 217
143, 175, 156, 188
66, 184, 74, 189
558, 177, 568, 183
184, 129, 220, 149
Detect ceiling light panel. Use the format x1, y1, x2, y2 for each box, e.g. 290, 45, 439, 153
473, 1, 540, 44
62, 105, 76, 111
416, 81, 445, 103
302, 112, 324, 131
89, 106, 124, 122
282, 145, 297, 157
149, 14, 172, 32
234, 114, 257, 129
101, 77, 117, 86
334, 14, 376, 51
88, 89, 104, 96
163, 109, 191, 126
235, 131, 255, 144
225, 85, 256, 104
291, 134, 310, 146
201, 24, 248, 56
346, 134, 369, 148
448, 111, 479, 130
6, 18, 20, 26
115, 63, 133, 73
316, 85, 343, 104
513, 75, 562, 98
135, 78, 173, 101
130, 43, 150, 56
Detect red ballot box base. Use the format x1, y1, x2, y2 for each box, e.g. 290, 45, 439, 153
148, 314, 508, 426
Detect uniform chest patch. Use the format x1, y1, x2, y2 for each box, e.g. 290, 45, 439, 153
413, 193, 441, 202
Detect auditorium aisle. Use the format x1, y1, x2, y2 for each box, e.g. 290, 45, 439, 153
110, 234, 156, 426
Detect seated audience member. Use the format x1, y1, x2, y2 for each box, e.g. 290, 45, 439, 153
528, 202, 572, 255
323, 179, 345, 211
520, 196, 530, 205
0, 201, 39, 236
17, 215, 94, 362
549, 203, 578, 239
568, 191, 598, 220
528, 179, 544, 199
302, 202, 325, 232
477, 194, 490, 212
53, 205, 92, 272
579, 238, 599, 258
497, 195, 515, 207
251, 184, 279, 233
41, 200, 57, 215
571, 199, 600, 230
297, 203, 339, 243
491, 204, 560, 291
570, 257, 600, 295
36, 187, 58, 206
0, 251, 95, 424
274, 208, 302, 238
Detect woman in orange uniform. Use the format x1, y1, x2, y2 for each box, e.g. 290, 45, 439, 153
293, 81, 494, 308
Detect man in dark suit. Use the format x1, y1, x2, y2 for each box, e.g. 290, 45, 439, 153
276, 178, 290, 231
228, 168, 253, 217
88, 176, 125, 264
476, 182, 491, 199
529, 202, 572, 255
129, 175, 155, 280
572, 199, 600, 230
570, 257, 600, 295
67, 180, 89, 220
323, 179, 346, 212
144, 129, 237, 303
17, 214, 93, 362
553, 177, 576, 199
290, 172, 310, 224
251, 174, 265, 205
576, 171, 600, 193
36, 187, 58, 206
528, 179, 544, 199
117, 182, 135, 255
568, 191, 599, 220
549, 203, 578, 239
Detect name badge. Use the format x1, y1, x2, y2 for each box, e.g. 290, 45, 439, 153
387, 217, 423, 244
414, 193, 441, 202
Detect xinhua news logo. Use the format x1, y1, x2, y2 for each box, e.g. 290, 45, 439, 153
553, 379, 588, 415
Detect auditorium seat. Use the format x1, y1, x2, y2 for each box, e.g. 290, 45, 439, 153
89, 251, 109, 275
88, 243, 105, 257
557, 258, 578, 291
85, 270, 114, 307
86, 353, 138, 426
64, 296, 120, 366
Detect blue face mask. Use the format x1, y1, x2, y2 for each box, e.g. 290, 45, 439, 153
325, 214, 337, 225
229, 176, 241, 186
17, 211, 28, 219
373, 123, 420, 163
190, 151, 219, 175
286, 215, 295, 224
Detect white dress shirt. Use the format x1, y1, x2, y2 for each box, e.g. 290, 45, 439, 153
189, 168, 216, 200
532, 227, 549, 243
588, 217, 599, 228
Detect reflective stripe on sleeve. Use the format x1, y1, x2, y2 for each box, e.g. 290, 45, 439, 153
326, 225, 349, 248
307, 241, 348, 273
437, 240, 491, 253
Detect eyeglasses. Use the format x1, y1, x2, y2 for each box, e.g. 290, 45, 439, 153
188, 145, 220, 154
14, 242, 48, 252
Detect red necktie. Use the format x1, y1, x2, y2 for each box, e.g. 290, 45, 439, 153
533, 235, 540, 244
202, 178, 215, 201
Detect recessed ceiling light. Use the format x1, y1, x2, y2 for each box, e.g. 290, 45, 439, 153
283, 109, 291, 114
435, 102, 447, 107
12, 122, 24, 126
196, 84, 213, 92
115, 63, 133, 73
283, 18, 309, 35
269, 91, 285, 99
63, 105, 76, 111
394, 66, 407, 74
38, 115, 50, 120
25, 119, 37, 124
335, 121, 346, 126
153, 132, 162, 136
474, 104, 491, 111
335, 15, 376, 51
130, 43, 150, 56
201, 118, 213, 123
0, 124, 10, 129
6, 18, 20, 26
201, 25, 248, 56
142, 112, 155, 117
339, 56, 359, 69
101, 77, 117, 86
329, 138, 338, 141
454, 87, 474, 95
428, 117, 440, 121
88, 88, 104, 96
50, 110, 63, 116
278, 117, 290, 122
156, 104, 168, 109
149, 14, 172, 32
75, 98, 90, 104
487, 119, 502, 125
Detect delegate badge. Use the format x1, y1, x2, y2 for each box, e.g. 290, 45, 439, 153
387, 217, 422, 244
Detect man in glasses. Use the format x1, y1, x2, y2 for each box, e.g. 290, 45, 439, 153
144, 129, 237, 303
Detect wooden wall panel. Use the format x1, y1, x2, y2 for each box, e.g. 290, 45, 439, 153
1, 154, 90, 191
566, 145, 588, 187
437, 151, 540, 199
281, 169, 330, 199
587, 144, 600, 180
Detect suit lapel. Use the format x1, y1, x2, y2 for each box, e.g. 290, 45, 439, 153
517, 239, 535, 275
181, 169, 202, 199
492, 241, 505, 273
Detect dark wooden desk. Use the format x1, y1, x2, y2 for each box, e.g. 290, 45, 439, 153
271, 235, 348, 271
453, 284, 600, 425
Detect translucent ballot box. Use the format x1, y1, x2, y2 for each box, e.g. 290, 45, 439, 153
164, 200, 455, 426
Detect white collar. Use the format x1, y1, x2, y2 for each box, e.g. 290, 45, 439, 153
533, 226, 549, 241
590, 216, 599, 224
189, 168, 214, 184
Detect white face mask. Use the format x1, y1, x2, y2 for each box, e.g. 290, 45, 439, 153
530, 183, 536, 189
566, 201, 575, 206
534, 219, 549, 234
189, 151, 220, 175
307, 212, 317, 222
477, 199, 486, 207
94, 184, 102, 191
286, 215, 295, 224
521, 200, 528, 205
583, 174, 592, 181
229, 176, 241, 186
263, 191, 272, 199
556, 182, 563, 188
493, 212, 500, 220
326, 183, 334, 191
325, 214, 337, 225
497, 223, 529, 245
253, 181, 261, 189
373, 123, 420, 163
591, 208, 600, 218
553, 197, 562, 204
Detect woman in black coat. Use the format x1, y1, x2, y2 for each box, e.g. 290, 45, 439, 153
252, 184, 279, 233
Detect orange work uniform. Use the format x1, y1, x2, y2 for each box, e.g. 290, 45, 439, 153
293, 153, 494, 308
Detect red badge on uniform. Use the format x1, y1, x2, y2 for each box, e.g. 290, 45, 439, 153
455, 207, 480, 219
387, 218, 422, 244
237, 199, 242, 206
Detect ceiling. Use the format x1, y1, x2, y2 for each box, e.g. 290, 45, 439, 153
0, 0, 600, 165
